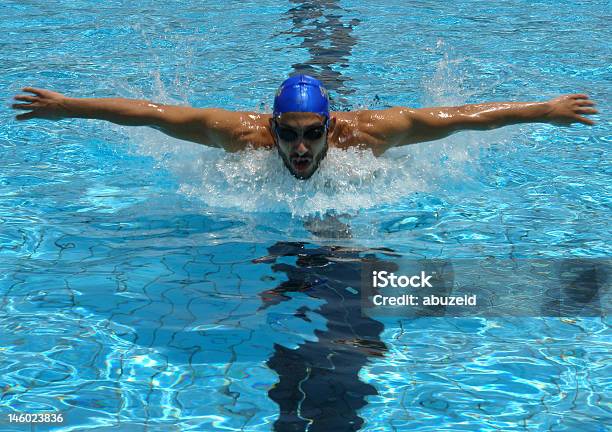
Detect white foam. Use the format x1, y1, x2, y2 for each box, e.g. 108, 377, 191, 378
105, 40, 517, 217
115, 123, 504, 217
180, 145, 424, 216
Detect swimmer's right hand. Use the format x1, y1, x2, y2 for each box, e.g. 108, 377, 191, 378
11, 87, 70, 121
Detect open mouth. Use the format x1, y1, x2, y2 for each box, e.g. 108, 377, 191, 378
291, 157, 312, 171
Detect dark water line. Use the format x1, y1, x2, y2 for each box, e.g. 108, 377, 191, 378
256, 242, 397, 432
265, 4, 386, 430
278, 0, 361, 107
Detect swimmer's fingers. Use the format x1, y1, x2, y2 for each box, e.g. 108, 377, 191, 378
11, 102, 38, 110
547, 94, 597, 126
15, 111, 37, 121
567, 93, 589, 100
14, 95, 38, 103
22, 86, 47, 96
575, 115, 595, 126
575, 107, 598, 115
22, 87, 66, 100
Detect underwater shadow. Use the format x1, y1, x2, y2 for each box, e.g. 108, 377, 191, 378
253, 241, 399, 432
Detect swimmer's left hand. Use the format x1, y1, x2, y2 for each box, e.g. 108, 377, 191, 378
544, 94, 598, 126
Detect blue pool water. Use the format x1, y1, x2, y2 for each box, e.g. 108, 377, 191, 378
1, 1, 610, 431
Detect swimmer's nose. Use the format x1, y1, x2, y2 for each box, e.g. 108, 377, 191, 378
296, 142, 308, 156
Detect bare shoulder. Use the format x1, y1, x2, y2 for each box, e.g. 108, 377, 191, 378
208, 111, 274, 152
329, 108, 413, 155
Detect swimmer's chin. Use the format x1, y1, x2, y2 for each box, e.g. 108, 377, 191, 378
289, 167, 316, 180
277, 149, 322, 180
293, 173, 315, 180
282, 159, 316, 180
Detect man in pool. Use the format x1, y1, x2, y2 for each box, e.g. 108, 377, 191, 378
12, 74, 598, 180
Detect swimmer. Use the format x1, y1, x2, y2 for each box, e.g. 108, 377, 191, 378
11, 74, 598, 180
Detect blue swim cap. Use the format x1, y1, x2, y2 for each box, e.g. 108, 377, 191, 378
273, 75, 330, 119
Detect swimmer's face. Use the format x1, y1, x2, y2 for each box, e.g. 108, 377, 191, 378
270, 112, 334, 180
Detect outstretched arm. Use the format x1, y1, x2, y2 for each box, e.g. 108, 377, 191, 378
360, 94, 598, 153
406, 94, 597, 140
11, 87, 253, 151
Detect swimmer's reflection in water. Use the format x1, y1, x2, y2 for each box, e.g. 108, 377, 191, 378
253, 242, 399, 432
12, 75, 598, 180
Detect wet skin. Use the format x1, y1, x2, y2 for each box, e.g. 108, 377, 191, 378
11, 87, 599, 180
270, 112, 335, 179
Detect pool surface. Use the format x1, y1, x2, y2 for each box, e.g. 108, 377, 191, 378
1, 1, 610, 431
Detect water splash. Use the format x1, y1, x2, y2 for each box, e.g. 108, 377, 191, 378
180, 146, 425, 216
109, 39, 515, 217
